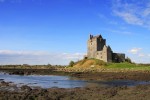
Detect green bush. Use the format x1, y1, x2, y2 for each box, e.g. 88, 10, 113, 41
125, 57, 132, 63
69, 61, 75, 67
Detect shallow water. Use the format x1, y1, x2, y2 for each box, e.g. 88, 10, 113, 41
1, 72, 150, 88
98, 80, 150, 86
0, 72, 87, 88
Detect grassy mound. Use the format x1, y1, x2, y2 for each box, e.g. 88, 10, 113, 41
67, 59, 150, 72
72, 58, 107, 69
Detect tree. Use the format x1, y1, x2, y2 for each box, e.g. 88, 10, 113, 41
69, 61, 75, 67
125, 57, 132, 63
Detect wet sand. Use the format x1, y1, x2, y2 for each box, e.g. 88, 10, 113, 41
1, 69, 150, 100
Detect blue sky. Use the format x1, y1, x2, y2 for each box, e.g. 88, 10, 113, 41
0, 0, 150, 65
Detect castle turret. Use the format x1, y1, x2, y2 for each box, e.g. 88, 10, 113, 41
87, 34, 106, 59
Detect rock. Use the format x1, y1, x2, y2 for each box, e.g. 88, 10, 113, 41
1, 81, 9, 86
0, 79, 4, 81
53, 82, 58, 83
21, 85, 32, 91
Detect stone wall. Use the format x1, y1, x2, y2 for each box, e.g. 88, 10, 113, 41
107, 46, 112, 62
112, 53, 125, 63
87, 37, 97, 58
87, 34, 125, 63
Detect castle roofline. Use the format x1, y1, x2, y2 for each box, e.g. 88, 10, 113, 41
89, 34, 103, 39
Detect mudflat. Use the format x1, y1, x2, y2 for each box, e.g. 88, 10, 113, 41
1, 69, 150, 81
1, 69, 150, 100
1, 82, 150, 100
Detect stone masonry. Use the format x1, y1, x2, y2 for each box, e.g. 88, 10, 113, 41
87, 34, 125, 62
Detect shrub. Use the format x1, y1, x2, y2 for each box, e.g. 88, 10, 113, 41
125, 57, 132, 63
69, 61, 75, 67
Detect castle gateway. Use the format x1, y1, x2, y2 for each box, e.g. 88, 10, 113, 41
87, 34, 125, 63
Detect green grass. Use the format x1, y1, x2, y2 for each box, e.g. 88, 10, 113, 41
71, 58, 150, 72
1, 59, 150, 72
107, 62, 136, 68
93, 59, 107, 66
106, 62, 150, 70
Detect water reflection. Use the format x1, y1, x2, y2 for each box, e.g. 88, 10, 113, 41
1, 72, 150, 88
0, 72, 86, 88
98, 80, 150, 86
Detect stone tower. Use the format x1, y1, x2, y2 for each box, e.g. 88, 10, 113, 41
87, 35, 105, 58
87, 34, 125, 62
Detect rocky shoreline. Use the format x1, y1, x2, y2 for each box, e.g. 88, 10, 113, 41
1, 69, 150, 100
1, 80, 150, 100
1, 69, 150, 81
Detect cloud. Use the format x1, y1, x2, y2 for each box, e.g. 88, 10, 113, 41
138, 53, 145, 57
0, 50, 49, 56
0, 50, 85, 65
108, 29, 133, 35
128, 48, 142, 54
62, 53, 85, 60
114, 11, 143, 25
112, 0, 150, 29
129, 54, 150, 64
127, 47, 150, 63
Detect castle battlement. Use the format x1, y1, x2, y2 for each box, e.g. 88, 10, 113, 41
87, 34, 125, 62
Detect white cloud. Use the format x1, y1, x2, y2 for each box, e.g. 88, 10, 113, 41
108, 29, 132, 35
128, 48, 142, 54
112, 0, 150, 29
0, 50, 85, 65
114, 11, 143, 25
143, 8, 150, 16
62, 53, 85, 60
138, 53, 145, 57
127, 47, 150, 63
129, 54, 150, 64
0, 50, 49, 56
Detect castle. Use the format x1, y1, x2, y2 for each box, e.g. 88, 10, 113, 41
87, 34, 125, 62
